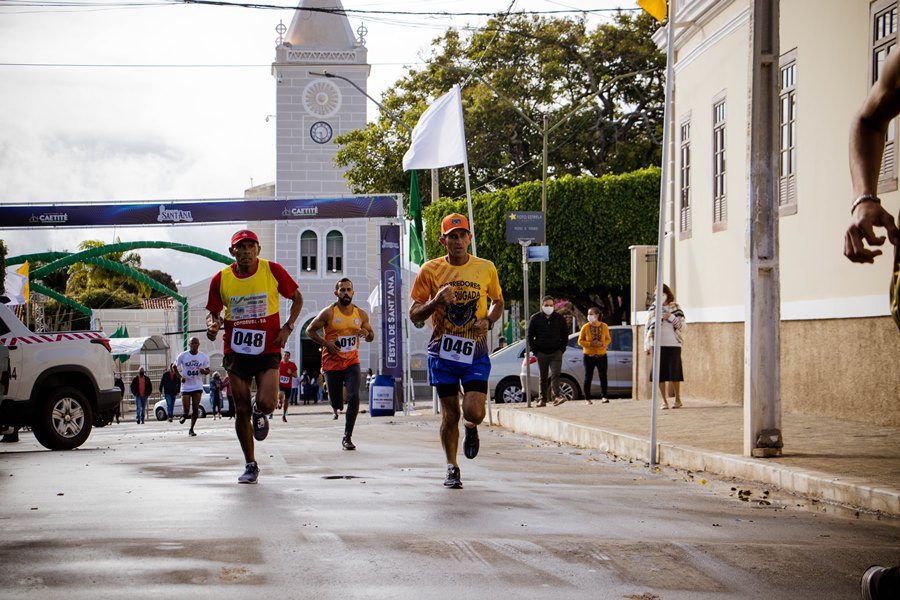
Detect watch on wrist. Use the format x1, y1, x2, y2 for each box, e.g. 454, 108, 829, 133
487, 318, 495, 330
283, 322, 294, 331
851, 194, 881, 214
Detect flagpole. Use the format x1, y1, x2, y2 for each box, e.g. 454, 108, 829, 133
649, 1, 674, 466
453, 84, 478, 257
397, 194, 415, 415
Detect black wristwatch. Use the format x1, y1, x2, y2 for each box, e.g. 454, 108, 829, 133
282, 322, 294, 332
486, 318, 495, 330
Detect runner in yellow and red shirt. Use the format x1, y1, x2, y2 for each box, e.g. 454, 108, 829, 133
306, 278, 375, 451
409, 213, 504, 489
206, 230, 303, 484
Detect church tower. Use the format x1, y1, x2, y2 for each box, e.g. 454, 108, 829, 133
268, 1, 377, 377
272, 0, 369, 197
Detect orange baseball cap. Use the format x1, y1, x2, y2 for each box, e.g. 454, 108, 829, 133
440, 213, 470, 236
230, 229, 259, 247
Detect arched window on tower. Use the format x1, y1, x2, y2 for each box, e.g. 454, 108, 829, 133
300, 230, 318, 273
326, 230, 343, 273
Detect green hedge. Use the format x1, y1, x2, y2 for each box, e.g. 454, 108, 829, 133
422, 167, 660, 301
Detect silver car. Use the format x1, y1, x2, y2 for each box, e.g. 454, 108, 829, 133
488, 339, 528, 404
520, 326, 634, 401
152, 385, 233, 420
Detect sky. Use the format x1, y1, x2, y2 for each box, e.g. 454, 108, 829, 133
0, 0, 638, 286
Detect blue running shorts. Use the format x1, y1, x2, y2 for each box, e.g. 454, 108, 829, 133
428, 354, 491, 387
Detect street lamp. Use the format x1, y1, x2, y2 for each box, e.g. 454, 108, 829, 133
309, 71, 411, 134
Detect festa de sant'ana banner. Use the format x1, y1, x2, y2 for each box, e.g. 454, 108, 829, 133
0, 196, 398, 228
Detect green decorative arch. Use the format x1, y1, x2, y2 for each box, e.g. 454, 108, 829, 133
7, 242, 233, 349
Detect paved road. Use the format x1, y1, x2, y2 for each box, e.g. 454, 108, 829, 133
1, 407, 898, 599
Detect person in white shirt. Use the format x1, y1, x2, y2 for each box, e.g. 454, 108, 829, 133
175, 337, 211, 436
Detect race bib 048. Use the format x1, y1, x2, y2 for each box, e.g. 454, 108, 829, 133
232, 327, 266, 355
439, 333, 475, 364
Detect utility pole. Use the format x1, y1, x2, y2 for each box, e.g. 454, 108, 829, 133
744, 0, 782, 457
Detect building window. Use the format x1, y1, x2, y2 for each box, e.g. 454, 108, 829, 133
712, 97, 727, 231
779, 51, 798, 215
300, 230, 318, 273
325, 230, 343, 273
679, 118, 692, 237
872, 0, 899, 193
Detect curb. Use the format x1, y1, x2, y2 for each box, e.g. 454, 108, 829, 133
491, 406, 900, 517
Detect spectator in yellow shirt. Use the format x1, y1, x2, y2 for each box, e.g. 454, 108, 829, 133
577, 307, 611, 405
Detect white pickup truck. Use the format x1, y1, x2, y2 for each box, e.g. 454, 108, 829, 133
0, 300, 120, 450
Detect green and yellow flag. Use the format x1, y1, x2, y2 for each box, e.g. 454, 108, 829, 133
638, 0, 667, 23
409, 170, 425, 266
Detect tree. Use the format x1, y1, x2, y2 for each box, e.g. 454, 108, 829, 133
65, 239, 150, 309
141, 269, 178, 298
334, 11, 664, 205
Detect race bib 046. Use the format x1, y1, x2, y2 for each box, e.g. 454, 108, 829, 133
232, 327, 266, 355
439, 333, 475, 364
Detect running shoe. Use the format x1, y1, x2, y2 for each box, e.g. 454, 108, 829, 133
189, 429, 197, 437
179, 415, 186, 425
443, 465, 462, 489
238, 462, 259, 484
463, 425, 479, 459
861, 565, 889, 600
282, 415, 287, 423
342, 437, 356, 451
252, 403, 269, 441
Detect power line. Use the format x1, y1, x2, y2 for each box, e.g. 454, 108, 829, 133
0, 60, 426, 68
1, 0, 639, 16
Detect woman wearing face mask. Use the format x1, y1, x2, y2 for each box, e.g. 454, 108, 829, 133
644, 284, 686, 409
578, 307, 611, 405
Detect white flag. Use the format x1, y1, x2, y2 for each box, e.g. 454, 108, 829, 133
367, 283, 381, 312
3, 270, 27, 305
402, 85, 467, 171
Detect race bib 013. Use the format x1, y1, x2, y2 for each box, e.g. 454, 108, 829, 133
336, 335, 358, 353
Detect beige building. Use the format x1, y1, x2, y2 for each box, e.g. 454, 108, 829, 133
637, 0, 900, 426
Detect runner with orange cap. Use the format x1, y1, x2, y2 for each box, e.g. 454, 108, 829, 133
409, 213, 504, 489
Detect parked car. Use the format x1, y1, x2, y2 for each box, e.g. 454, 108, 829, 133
488, 339, 528, 404
520, 326, 634, 401
152, 385, 233, 421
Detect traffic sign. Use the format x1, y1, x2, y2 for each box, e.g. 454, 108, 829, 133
527, 245, 549, 262
505, 211, 545, 244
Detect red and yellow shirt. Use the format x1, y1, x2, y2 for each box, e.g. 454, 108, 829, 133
206, 259, 298, 356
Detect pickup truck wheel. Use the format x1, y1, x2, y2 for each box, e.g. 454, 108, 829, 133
31, 386, 93, 450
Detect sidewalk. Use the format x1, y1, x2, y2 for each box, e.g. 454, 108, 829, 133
489, 397, 900, 517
